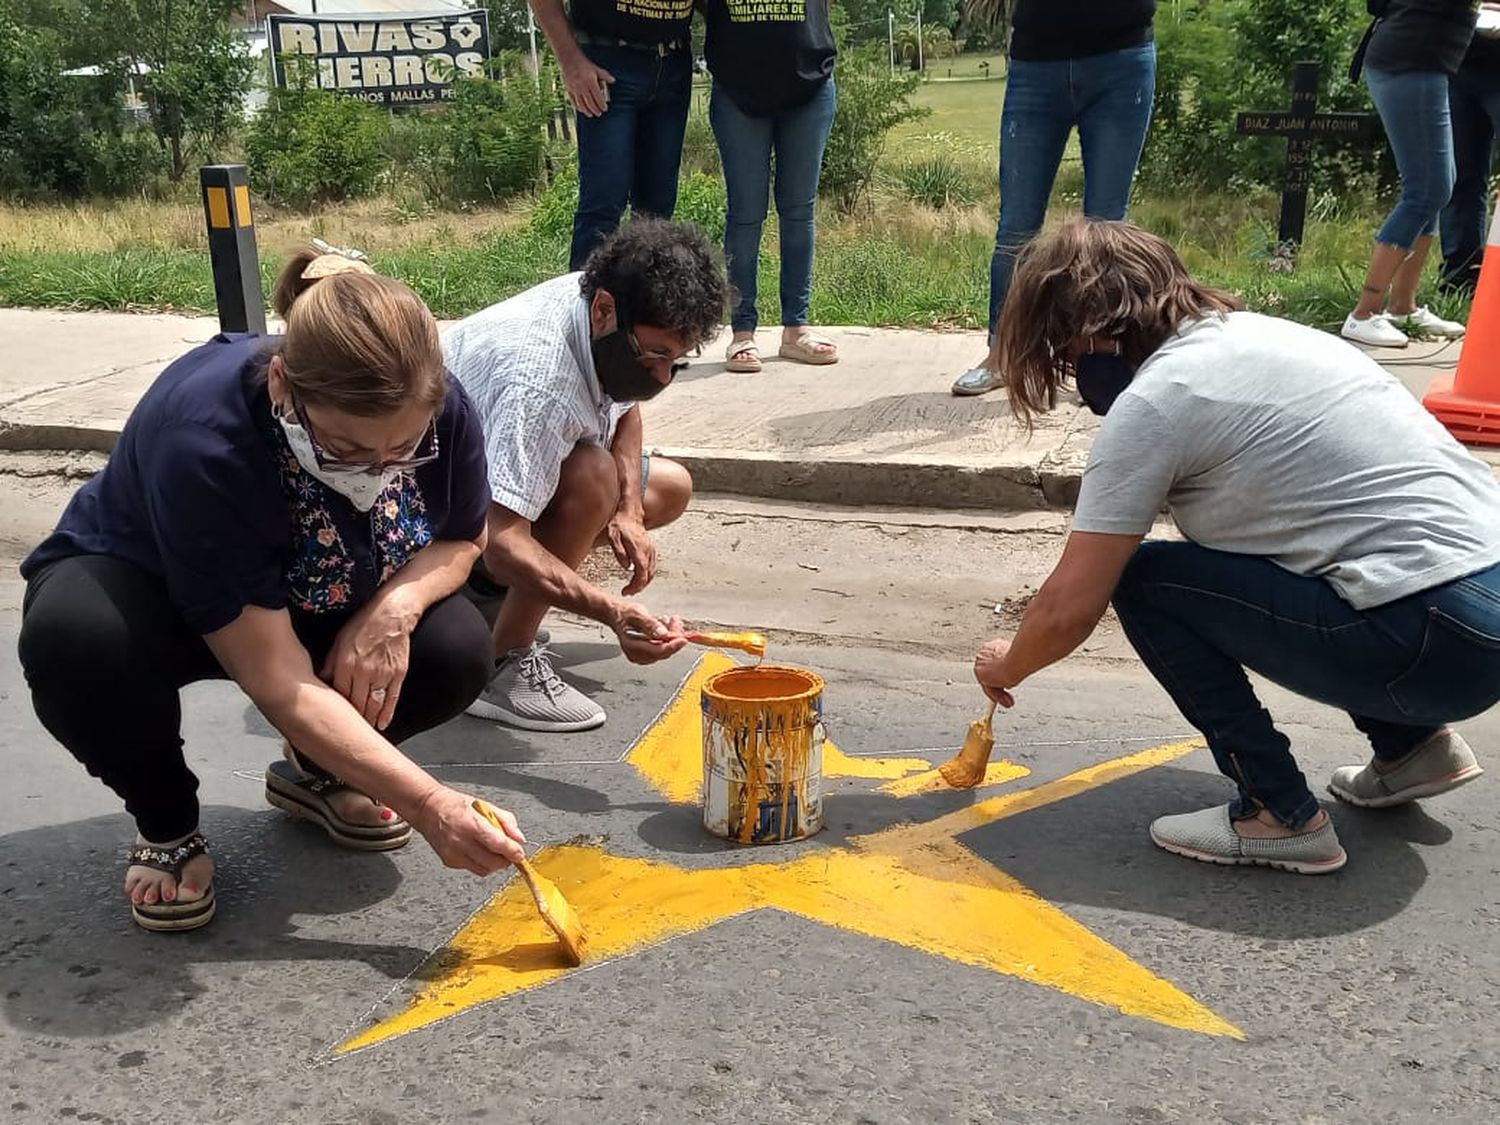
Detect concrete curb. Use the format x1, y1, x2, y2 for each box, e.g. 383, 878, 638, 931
655, 446, 1066, 512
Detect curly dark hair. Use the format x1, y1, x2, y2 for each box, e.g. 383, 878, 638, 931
579, 217, 728, 347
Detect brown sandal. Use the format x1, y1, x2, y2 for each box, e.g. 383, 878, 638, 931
126, 834, 216, 932
264, 746, 412, 851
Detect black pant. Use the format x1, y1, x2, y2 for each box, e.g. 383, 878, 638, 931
18, 554, 491, 842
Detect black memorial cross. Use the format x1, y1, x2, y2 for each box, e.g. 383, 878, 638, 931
1235, 61, 1376, 252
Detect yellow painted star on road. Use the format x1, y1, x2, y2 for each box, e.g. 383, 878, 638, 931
339, 654, 1239, 1053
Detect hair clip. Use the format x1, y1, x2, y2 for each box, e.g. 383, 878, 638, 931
302, 237, 376, 280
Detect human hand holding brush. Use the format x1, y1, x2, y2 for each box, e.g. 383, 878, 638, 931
973, 637, 1017, 708
409, 785, 527, 876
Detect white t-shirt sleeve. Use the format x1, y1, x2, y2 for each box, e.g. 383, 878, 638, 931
1071, 395, 1181, 536
483, 381, 578, 522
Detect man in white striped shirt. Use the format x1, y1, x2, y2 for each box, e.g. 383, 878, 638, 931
444, 219, 729, 731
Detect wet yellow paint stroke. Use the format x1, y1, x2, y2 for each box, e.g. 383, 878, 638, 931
340, 804, 1238, 1053
348, 723, 1229, 1054
627, 651, 736, 803
863, 739, 1206, 852
823, 741, 931, 781
878, 758, 1030, 797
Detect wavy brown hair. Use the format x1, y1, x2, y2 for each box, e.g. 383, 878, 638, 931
996, 218, 1243, 428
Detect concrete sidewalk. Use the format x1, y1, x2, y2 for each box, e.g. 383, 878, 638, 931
0, 307, 1481, 511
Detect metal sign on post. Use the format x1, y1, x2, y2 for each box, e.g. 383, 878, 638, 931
265, 9, 491, 107
199, 164, 266, 335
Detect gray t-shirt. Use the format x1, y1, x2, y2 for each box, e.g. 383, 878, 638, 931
1071, 311, 1500, 609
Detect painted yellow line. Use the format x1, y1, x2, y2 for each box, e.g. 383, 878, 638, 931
878, 758, 1030, 797
626, 651, 735, 804
824, 741, 931, 781
859, 739, 1206, 851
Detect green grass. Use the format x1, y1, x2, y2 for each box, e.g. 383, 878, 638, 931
0, 55, 1474, 333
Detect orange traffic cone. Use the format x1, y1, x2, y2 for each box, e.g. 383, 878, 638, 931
1425, 192, 1500, 444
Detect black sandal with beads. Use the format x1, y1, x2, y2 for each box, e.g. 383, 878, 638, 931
125, 833, 216, 932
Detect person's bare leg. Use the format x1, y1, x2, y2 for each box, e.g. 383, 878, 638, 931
1386, 235, 1435, 316
642, 457, 692, 529
1233, 806, 1331, 840
491, 443, 619, 656
1353, 241, 1414, 319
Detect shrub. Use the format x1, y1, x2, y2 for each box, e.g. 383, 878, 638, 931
893, 135, 984, 208
673, 171, 727, 242
0, 18, 158, 198
245, 84, 390, 207
528, 160, 578, 239
431, 71, 551, 204
820, 43, 928, 213
680, 102, 721, 178
1141, 0, 1378, 197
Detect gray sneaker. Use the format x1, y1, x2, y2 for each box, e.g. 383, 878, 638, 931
951, 365, 1003, 397
1149, 804, 1347, 875
1328, 729, 1483, 808
465, 644, 605, 732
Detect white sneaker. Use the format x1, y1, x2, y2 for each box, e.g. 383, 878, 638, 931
1388, 306, 1466, 339
1340, 312, 1409, 348
951, 365, 1003, 397
466, 644, 606, 732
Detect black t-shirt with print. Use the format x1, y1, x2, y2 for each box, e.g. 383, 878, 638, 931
571, 0, 694, 45
704, 0, 837, 116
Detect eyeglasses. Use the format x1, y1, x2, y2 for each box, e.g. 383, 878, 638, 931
289, 390, 440, 475
624, 324, 692, 376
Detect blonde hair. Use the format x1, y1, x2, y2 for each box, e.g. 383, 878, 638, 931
270, 245, 445, 417
997, 218, 1243, 428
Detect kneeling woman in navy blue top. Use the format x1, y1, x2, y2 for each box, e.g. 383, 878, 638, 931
18, 244, 527, 932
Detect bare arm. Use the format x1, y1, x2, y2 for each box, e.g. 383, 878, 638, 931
206, 606, 525, 872
975, 531, 1143, 703
486, 503, 622, 624
529, 0, 615, 115
610, 406, 645, 523
605, 407, 659, 596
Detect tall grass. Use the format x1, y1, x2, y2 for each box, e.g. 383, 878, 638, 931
0, 187, 1472, 330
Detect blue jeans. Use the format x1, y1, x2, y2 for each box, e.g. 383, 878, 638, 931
1440, 61, 1500, 290
1112, 541, 1500, 828
710, 80, 837, 332
1365, 66, 1456, 251
570, 44, 693, 270
987, 44, 1156, 337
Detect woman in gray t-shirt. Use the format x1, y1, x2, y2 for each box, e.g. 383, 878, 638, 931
973, 217, 1500, 875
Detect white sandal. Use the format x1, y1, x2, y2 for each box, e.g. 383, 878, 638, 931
726, 339, 762, 373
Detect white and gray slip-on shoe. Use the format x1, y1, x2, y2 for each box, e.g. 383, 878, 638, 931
1329, 729, 1483, 808
1149, 804, 1347, 875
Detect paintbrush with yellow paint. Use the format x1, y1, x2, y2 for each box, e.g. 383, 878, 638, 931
627, 627, 768, 659
683, 629, 767, 659
471, 800, 588, 966
938, 700, 998, 789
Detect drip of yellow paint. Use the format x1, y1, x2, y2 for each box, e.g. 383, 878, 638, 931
702, 665, 824, 844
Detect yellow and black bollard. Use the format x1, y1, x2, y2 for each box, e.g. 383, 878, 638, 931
199, 164, 266, 335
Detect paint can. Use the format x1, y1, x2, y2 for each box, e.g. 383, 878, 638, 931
701, 665, 826, 844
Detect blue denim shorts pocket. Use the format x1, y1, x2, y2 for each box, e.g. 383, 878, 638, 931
1387, 604, 1500, 723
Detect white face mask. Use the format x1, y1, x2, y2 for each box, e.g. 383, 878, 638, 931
275, 409, 402, 512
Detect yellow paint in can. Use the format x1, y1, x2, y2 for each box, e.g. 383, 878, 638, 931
701, 665, 825, 844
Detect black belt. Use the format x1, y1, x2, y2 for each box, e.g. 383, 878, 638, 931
574, 30, 687, 56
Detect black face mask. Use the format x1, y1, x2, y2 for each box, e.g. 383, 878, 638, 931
1074, 352, 1134, 416
591, 328, 671, 403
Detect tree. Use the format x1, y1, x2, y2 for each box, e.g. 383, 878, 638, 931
87, 1, 255, 182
